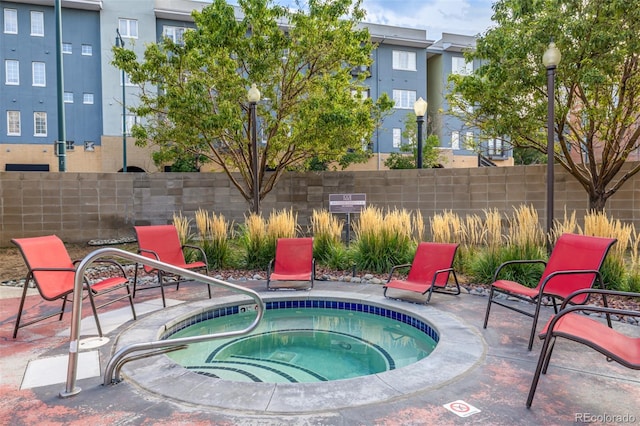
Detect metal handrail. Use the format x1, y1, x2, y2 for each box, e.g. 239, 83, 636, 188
60, 247, 264, 397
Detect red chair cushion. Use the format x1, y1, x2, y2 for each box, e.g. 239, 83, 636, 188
272, 238, 313, 280
541, 312, 640, 367
134, 225, 188, 272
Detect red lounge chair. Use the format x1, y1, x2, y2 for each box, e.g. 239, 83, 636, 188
11, 235, 136, 338
483, 233, 617, 350
267, 238, 315, 290
383, 242, 460, 303
527, 288, 640, 407
133, 225, 211, 307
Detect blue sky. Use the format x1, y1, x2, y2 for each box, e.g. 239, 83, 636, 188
228, 0, 495, 40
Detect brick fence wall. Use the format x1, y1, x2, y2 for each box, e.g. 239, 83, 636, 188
1, 163, 639, 247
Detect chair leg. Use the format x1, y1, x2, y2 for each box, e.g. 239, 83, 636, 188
59, 295, 68, 321
133, 263, 140, 299
158, 270, 167, 308
204, 266, 212, 299
483, 286, 495, 329
12, 279, 31, 339
425, 285, 435, 303
602, 293, 612, 328
541, 338, 556, 374
528, 299, 545, 351
126, 283, 137, 320
526, 334, 556, 408
86, 287, 103, 338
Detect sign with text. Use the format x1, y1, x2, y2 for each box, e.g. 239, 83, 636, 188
329, 193, 366, 214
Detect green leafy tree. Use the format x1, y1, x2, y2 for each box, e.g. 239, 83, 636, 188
449, 0, 640, 211
384, 113, 442, 169
113, 0, 392, 212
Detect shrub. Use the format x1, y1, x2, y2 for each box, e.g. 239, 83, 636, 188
194, 209, 233, 269
311, 209, 344, 266
238, 213, 271, 270
351, 207, 414, 273
172, 212, 199, 263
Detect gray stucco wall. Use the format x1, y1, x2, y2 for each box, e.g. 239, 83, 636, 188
1, 163, 639, 246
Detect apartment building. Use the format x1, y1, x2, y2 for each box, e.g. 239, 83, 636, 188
1, 0, 499, 173
427, 33, 513, 168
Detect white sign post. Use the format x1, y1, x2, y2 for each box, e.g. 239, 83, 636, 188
329, 194, 366, 246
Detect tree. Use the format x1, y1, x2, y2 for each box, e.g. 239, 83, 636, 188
384, 113, 442, 169
113, 0, 392, 212
449, 0, 640, 211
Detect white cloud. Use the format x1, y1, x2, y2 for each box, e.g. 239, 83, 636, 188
362, 0, 494, 40
228, 0, 495, 41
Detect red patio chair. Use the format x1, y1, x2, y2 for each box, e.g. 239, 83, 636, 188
483, 233, 617, 350
267, 238, 315, 290
383, 242, 460, 303
133, 225, 211, 307
11, 235, 136, 338
527, 288, 640, 407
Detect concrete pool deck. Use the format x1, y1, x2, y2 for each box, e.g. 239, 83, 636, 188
1, 279, 639, 425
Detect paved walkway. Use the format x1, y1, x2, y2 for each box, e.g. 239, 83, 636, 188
1, 279, 639, 425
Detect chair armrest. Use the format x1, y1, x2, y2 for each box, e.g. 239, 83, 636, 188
267, 259, 274, 278
138, 248, 160, 260
30, 266, 76, 273
312, 258, 316, 280
387, 264, 411, 283
182, 244, 208, 265
538, 269, 603, 299
559, 288, 640, 311
492, 259, 546, 282
541, 294, 640, 340
73, 258, 128, 278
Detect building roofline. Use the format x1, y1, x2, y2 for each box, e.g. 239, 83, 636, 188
7, 0, 102, 11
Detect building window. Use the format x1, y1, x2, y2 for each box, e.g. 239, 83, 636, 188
451, 131, 460, 150
351, 88, 370, 101
5, 60, 19, 85
392, 128, 402, 148
452, 56, 473, 76
64, 92, 73, 103
392, 89, 416, 109
66, 140, 75, 151
30, 11, 44, 36
118, 18, 138, 38
121, 72, 135, 86
34, 112, 47, 136
84, 141, 95, 152
392, 50, 416, 71
81, 44, 92, 56
62, 42, 72, 54
83, 93, 94, 104
488, 138, 503, 157
7, 111, 20, 136
32, 62, 46, 86
4, 9, 17, 34
124, 114, 137, 135
163, 25, 186, 44
465, 132, 474, 149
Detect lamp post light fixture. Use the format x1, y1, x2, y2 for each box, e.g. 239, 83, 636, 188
247, 83, 261, 214
542, 41, 561, 241
413, 97, 428, 169
115, 28, 127, 173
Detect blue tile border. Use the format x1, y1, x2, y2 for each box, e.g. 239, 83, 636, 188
161, 299, 439, 343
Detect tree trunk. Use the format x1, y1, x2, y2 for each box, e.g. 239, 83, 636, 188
588, 192, 608, 213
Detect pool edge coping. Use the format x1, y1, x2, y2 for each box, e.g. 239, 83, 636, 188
114, 289, 487, 414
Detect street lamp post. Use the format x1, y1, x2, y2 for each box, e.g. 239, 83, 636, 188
247, 83, 261, 214
413, 97, 428, 169
115, 29, 127, 173
542, 41, 561, 241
